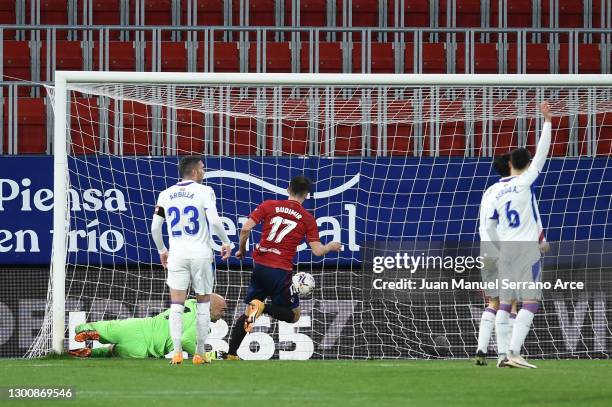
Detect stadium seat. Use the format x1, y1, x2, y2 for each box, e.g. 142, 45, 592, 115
456, 43, 499, 73
3, 97, 47, 154
231, 116, 258, 155
249, 42, 292, 72
491, 0, 533, 27
93, 41, 137, 71
455, 0, 482, 28
89, 0, 125, 40
198, 42, 240, 72
299, 0, 327, 27
353, 42, 395, 73
112, 102, 151, 155
557, 0, 585, 28
193, 0, 225, 26
39, 0, 69, 25
70, 98, 100, 154
176, 109, 205, 155
0, 1, 16, 38
508, 43, 551, 73
300, 42, 343, 73
326, 98, 362, 155
387, 0, 429, 28
2, 41, 31, 87
349, 0, 380, 28
40, 41, 84, 81
143, 0, 175, 40
559, 43, 602, 74
409, 42, 446, 73
385, 99, 414, 156
145, 42, 188, 72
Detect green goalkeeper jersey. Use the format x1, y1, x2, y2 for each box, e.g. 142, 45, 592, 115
79, 299, 200, 358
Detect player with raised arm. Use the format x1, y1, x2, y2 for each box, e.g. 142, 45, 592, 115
484, 102, 553, 369
151, 156, 233, 365
225, 176, 342, 360
475, 154, 549, 366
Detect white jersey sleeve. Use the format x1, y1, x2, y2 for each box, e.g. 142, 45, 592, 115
479, 185, 500, 259
519, 121, 552, 186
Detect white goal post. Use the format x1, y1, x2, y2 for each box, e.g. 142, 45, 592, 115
43, 71, 612, 357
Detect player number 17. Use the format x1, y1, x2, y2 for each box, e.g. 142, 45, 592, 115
267, 216, 297, 243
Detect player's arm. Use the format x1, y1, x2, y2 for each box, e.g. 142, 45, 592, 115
306, 216, 341, 256
523, 101, 553, 183
203, 187, 232, 260
236, 218, 256, 260
535, 205, 550, 253
151, 202, 168, 268
478, 194, 500, 266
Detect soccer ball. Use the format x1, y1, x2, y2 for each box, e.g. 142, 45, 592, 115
292, 272, 315, 297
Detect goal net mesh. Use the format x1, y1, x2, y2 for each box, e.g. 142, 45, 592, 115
28, 82, 612, 359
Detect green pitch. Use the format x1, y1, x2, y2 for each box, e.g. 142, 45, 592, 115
2, 358, 611, 406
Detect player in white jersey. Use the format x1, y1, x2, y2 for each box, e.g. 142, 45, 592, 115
483, 102, 553, 369
475, 154, 549, 366
151, 156, 233, 365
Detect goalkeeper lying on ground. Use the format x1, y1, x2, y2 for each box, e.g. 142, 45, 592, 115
68, 293, 226, 359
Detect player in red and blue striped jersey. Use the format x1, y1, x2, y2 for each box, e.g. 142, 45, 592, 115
226, 176, 341, 360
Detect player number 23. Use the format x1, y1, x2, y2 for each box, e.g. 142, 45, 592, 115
167, 206, 200, 236
267, 216, 297, 243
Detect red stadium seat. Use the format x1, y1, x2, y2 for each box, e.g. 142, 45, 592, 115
384, 99, 414, 156
491, 0, 533, 27
111, 102, 151, 155
455, 0, 482, 28
198, 42, 240, 72
299, 0, 327, 27
508, 43, 551, 73
40, 0, 69, 25
250, 0, 276, 26
40, 41, 84, 81
350, 0, 380, 28
324, 98, 363, 155
353, 42, 395, 73
249, 42, 292, 72
92, 0, 123, 25
456, 43, 499, 73
557, 0, 584, 28
0, 1, 16, 38
93, 41, 137, 71
3, 98, 47, 154
192, 0, 225, 25
145, 42, 188, 72
70, 98, 100, 154
387, 0, 430, 28
416, 42, 446, 73
559, 43, 602, 74
230, 116, 258, 155
300, 42, 343, 73
176, 109, 205, 155
3, 41, 31, 88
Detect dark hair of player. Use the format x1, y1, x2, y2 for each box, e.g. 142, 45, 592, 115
288, 176, 312, 197
178, 155, 202, 178
492, 153, 511, 177
510, 147, 532, 171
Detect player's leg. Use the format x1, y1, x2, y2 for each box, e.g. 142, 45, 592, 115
227, 264, 267, 359
192, 258, 215, 364
475, 297, 498, 366
506, 261, 542, 369
166, 256, 190, 364
264, 268, 300, 323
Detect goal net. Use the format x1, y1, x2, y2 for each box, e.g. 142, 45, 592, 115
28, 73, 612, 359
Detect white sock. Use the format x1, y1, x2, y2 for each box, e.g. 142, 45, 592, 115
170, 303, 185, 354
196, 301, 211, 356
506, 313, 516, 353
476, 308, 496, 353
495, 309, 511, 357
509, 309, 536, 355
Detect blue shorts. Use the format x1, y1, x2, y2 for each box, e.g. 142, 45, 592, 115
244, 263, 300, 309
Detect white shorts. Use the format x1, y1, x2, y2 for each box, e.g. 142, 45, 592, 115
166, 257, 215, 295
480, 263, 499, 298
499, 259, 543, 302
